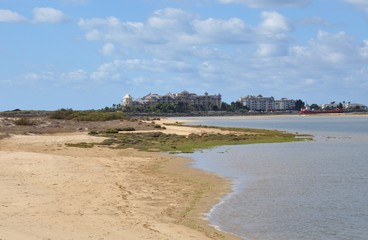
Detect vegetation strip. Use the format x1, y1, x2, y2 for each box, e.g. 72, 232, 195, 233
66, 125, 312, 153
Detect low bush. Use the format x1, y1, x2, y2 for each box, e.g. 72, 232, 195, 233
120, 127, 136, 131
100, 138, 121, 145
14, 118, 37, 126
65, 142, 94, 148
49, 108, 74, 119
104, 129, 120, 134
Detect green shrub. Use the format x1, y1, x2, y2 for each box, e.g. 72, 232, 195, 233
120, 127, 136, 131
49, 108, 74, 119
100, 138, 121, 145
104, 129, 120, 134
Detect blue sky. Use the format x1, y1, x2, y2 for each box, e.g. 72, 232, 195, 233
1, 0, 368, 110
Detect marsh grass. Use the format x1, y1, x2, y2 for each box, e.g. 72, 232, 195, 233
65, 142, 95, 148
84, 125, 311, 153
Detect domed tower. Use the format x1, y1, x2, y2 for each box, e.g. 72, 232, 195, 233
122, 93, 133, 109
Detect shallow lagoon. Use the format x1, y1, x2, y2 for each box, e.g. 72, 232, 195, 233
181, 115, 368, 240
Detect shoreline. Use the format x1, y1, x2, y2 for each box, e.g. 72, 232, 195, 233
0, 126, 240, 239
168, 112, 368, 122
161, 153, 240, 239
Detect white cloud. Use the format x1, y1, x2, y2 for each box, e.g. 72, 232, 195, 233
284, 31, 368, 99
257, 43, 288, 57
78, 7, 272, 54
100, 43, 116, 56
360, 40, 368, 58
258, 11, 293, 34
60, 69, 88, 83
78, 17, 147, 44
0, 9, 27, 23
219, 0, 310, 8
32, 7, 70, 23
90, 60, 125, 83
78, 17, 108, 27
343, 0, 368, 12
148, 8, 194, 30
84, 29, 101, 41
23, 73, 39, 81
20, 69, 90, 87
193, 18, 251, 43
0, 79, 13, 86
299, 16, 332, 27
305, 31, 363, 64
87, 57, 197, 87
23, 71, 55, 84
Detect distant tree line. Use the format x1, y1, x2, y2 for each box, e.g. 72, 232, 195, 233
49, 108, 127, 121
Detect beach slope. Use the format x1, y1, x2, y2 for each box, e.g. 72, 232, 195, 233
0, 130, 239, 239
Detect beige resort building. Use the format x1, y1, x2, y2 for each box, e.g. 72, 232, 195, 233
123, 90, 222, 111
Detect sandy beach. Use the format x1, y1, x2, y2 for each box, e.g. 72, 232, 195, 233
0, 120, 240, 240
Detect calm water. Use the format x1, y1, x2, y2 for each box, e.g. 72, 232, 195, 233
180, 115, 368, 240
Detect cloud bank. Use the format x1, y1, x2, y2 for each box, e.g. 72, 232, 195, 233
72, 7, 368, 100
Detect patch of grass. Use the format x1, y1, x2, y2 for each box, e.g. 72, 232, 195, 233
65, 142, 95, 148
88, 127, 136, 135
100, 138, 121, 145
89, 130, 99, 135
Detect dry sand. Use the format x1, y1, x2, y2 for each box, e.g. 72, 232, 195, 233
0, 123, 240, 239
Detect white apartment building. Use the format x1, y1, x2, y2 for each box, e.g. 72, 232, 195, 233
342, 102, 367, 110
237, 95, 275, 111
275, 98, 296, 111
320, 103, 339, 109
320, 102, 367, 110
238, 95, 296, 111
